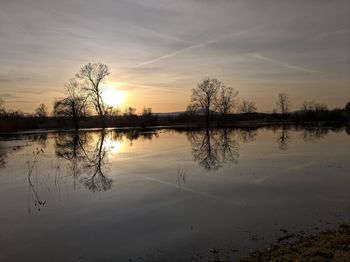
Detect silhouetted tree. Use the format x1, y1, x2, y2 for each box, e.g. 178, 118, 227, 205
186, 103, 199, 117
188, 78, 223, 126
346, 126, 350, 135
76, 62, 110, 127
345, 102, 350, 113
216, 86, 238, 121
0, 99, 5, 115
239, 99, 257, 113
35, 103, 48, 117
124, 107, 136, 116
140, 107, 156, 127
314, 103, 328, 112
122, 107, 137, 126
301, 100, 316, 112
54, 78, 88, 130
276, 93, 290, 116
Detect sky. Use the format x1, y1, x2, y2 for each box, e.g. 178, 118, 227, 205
0, 0, 349, 113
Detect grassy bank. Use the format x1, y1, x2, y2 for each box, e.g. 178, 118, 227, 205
237, 224, 350, 262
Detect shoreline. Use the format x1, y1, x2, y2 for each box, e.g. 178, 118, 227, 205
0, 120, 349, 136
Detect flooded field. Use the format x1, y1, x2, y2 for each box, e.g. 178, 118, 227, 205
0, 126, 349, 261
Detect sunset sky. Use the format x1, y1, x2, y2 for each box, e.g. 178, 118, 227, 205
0, 0, 349, 113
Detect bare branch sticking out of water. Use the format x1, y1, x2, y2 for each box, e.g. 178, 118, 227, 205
177, 162, 186, 192
27, 148, 46, 213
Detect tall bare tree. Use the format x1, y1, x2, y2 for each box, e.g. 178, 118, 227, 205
216, 86, 238, 120
54, 78, 88, 130
76, 62, 110, 127
276, 93, 290, 115
188, 78, 223, 126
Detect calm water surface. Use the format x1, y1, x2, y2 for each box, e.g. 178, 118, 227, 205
0, 127, 349, 261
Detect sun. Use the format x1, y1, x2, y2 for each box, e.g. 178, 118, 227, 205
101, 86, 125, 108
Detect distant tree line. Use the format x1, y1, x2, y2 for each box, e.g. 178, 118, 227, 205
185, 77, 350, 126
1, 66, 350, 132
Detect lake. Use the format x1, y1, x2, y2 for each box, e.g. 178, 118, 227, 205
0, 126, 349, 261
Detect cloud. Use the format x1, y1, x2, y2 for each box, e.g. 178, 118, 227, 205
314, 28, 350, 40
0, 93, 21, 99
0, 76, 33, 83
248, 53, 317, 74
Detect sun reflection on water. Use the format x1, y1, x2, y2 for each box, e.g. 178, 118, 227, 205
104, 138, 123, 154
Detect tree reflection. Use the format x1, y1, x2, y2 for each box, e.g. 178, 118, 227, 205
55, 131, 112, 192
54, 129, 159, 192
27, 148, 46, 213
276, 126, 290, 151
187, 128, 239, 171
123, 130, 158, 146
237, 128, 258, 144
301, 127, 329, 142
80, 131, 112, 192
0, 143, 5, 168
55, 132, 90, 189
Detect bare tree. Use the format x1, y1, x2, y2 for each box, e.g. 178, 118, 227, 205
124, 107, 136, 117
216, 86, 239, 120
188, 78, 223, 126
76, 62, 110, 127
345, 102, 350, 113
54, 78, 88, 130
301, 100, 315, 112
314, 103, 328, 112
35, 103, 48, 117
276, 93, 290, 115
0, 98, 5, 115
301, 100, 328, 113
239, 99, 257, 113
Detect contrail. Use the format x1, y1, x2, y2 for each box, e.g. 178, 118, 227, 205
132, 41, 212, 68
133, 173, 245, 206
132, 28, 258, 68
0, 10, 32, 35
251, 161, 315, 184
248, 53, 317, 74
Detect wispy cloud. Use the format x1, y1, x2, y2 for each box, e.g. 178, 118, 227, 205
314, 28, 350, 40
0, 93, 21, 99
248, 53, 317, 74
